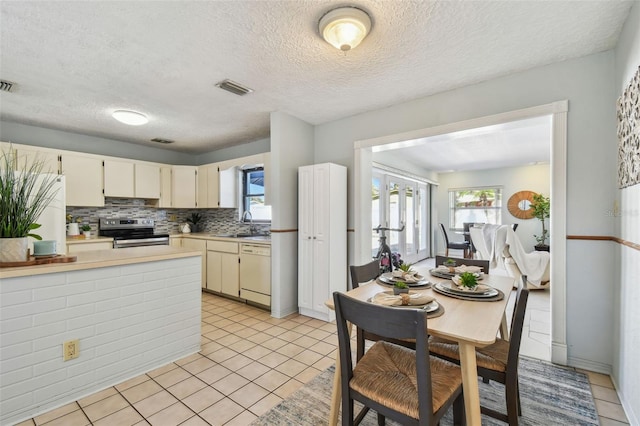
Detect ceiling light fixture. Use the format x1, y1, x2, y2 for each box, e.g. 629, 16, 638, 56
112, 110, 148, 126
319, 6, 372, 51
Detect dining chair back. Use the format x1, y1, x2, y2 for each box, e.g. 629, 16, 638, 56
440, 223, 471, 259
349, 260, 380, 289
429, 275, 530, 425
333, 292, 465, 426
435, 255, 490, 273
349, 260, 414, 361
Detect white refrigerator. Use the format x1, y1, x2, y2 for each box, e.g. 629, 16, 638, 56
28, 174, 66, 255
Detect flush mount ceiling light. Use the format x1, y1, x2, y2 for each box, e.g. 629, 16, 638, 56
112, 110, 148, 126
319, 6, 372, 51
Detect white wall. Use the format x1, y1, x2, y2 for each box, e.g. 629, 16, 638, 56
269, 111, 314, 318
196, 137, 270, 165
436, 164, 550, 253
613, 2, 640, 424
314, 52, 618, 372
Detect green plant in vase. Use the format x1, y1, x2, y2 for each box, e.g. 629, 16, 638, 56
393, 280, 409, 295
81, 224, 92, 238
0, 146, 60, 262
530, 193, 550, 250
187, 212, 204, 233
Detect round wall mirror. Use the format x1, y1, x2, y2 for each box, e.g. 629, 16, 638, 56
507, 190, 537, 219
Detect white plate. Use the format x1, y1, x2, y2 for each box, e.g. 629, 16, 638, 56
379, 272, 430, 287
434, 282, 498, 298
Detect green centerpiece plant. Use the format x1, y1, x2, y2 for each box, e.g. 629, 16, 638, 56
393, 280, 409, 295
0, 147, 60, 262
458, 272, 478, 289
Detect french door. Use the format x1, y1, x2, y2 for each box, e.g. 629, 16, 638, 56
372, 171, 430, 264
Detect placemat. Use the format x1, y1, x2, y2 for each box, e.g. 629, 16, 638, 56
432, 284, 505, 302
376, 278, 432, 289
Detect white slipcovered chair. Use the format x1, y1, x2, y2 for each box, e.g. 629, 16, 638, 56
470, 224, 550, 290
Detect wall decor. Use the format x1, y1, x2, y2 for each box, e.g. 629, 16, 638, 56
616, 65, 640, 189
507, 190, 537, 219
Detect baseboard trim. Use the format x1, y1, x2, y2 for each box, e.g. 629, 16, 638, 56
551, 342, 568, 365
567, 356, 612, 375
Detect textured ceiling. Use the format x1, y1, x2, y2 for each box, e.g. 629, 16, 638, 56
0, 1, 633, 154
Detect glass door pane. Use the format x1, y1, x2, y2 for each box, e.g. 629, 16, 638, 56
371, 175, 382, 257
388, 181, 401, 253
405, 185, 414, 255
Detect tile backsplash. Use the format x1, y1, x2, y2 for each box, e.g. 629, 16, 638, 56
66, 198, 270, 235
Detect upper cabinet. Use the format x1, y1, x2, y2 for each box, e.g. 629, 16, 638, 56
197, 164, 219, 208
134, 163, 160, 199
61, 153, 104, 207
159, 166, 172, 208
104, 160, 134, 197
219, 165, 238, 208
172, 165, 197, 208
104, 160, 160, 199
15, 146, 60, 174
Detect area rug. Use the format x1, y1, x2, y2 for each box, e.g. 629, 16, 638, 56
251, 357, 598, 425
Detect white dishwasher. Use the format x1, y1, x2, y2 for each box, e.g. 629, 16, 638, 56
239, 244, 271, 307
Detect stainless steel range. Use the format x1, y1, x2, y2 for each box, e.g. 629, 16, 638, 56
99, 218, 170, 249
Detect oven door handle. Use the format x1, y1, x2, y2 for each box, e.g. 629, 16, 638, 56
113, 237, 170, 248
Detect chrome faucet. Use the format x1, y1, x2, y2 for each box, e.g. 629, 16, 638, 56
242, 210, 256, 234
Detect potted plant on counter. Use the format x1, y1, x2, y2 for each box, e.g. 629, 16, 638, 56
530, 193, 550, 252
187, 212, 204, 233
0, 147, 60, 262
81, 224, 92, 238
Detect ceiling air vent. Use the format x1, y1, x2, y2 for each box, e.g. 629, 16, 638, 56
150, 138, 174, 144
215, 79, 253, 96
0, 80, 15, 92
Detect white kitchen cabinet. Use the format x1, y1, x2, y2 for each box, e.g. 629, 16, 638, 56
171, 166, 197, 208
218, 165, 238, 208
197, 164, 219, 208
182, 237, 207, 288
15, 146, 60, 174
298, 163, 346, 322
135, 163, 160, 199
159, 166, 172, 207
206, 240, 239, 297
61, 154, 104, 207
104, 159, 134, 197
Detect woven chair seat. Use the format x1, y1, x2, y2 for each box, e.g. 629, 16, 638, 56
429, 336, 510, 372
350, 341, 462, 419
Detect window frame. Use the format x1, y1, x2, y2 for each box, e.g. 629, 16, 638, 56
242, 166, 271, 223
448, 186, 502, 230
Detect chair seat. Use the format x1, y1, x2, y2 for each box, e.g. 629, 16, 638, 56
350, 341, 462, 419
448, 242, 471, 250
429, 336, 510, 372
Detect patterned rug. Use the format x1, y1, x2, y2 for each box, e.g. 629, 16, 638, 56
251, 357, 598, 425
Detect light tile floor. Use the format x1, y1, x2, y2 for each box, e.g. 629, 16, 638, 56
17, 280, 629, 425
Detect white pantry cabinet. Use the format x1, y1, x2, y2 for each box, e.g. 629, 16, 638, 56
60, 154, 104, 207
298, 163, 346, 322
171, 166, 197, 208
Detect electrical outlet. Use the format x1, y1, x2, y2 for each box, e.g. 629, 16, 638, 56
169, 214, 177, 222
63, 339, 79, 361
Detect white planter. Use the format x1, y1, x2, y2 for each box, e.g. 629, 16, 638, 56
83, 231, 91, 238
0, 237, 29, 262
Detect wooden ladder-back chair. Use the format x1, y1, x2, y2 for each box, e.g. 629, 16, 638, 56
429, 275, 530, 425
435, 255, 490, 274
333, 292, 466, 426
440, 223, 471, 259
349, 260, 415, 361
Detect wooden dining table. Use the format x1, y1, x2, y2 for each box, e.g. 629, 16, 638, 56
324, 271, 515, 426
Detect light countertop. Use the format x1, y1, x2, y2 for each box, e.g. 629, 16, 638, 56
0, 246, 202, 279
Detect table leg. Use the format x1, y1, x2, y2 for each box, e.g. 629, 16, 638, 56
459, 341, 482, 426
328, 321, 352, 425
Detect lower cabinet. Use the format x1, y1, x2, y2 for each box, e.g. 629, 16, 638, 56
181, 238, 207, 288
206, 240, 240, 297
